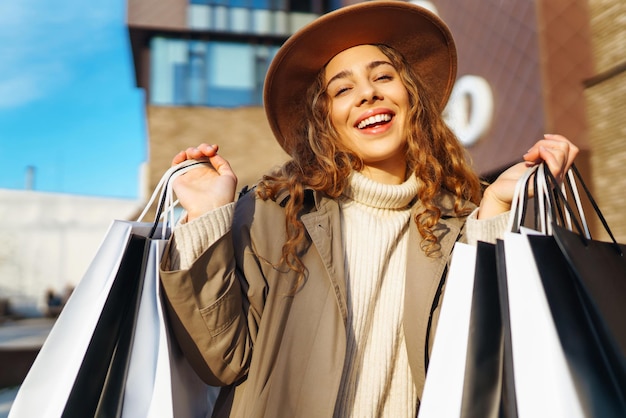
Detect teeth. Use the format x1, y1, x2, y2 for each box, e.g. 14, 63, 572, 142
357, 114, 392, 129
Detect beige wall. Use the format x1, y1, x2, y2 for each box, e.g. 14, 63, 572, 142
584, 0, 626, 242
0, 191, 142, 314
145, 106, 289, 209
588, 0, 625, 74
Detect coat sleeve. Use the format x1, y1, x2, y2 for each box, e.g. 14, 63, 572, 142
159, 192, 267, 387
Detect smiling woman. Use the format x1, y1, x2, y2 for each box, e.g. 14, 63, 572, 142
324, 45, 410, 184
156, 2, 579, 417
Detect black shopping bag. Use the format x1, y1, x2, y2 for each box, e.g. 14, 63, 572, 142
553, 225, 626, 377
528, 233, 626, 417
461, 241, 517, 418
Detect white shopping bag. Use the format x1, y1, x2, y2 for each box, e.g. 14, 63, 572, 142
501, 230, 584, 418
123, 238, 216, 418
9, 220, 152, 417
419, 242, 476, 418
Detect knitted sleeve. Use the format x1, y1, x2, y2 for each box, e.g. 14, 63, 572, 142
164, 202, 236, 271
464, 208, 510, 245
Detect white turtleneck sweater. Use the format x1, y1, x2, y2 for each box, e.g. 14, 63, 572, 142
333, 171, 418, 418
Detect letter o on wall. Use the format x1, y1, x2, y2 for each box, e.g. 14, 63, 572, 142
444, 75, 494, 147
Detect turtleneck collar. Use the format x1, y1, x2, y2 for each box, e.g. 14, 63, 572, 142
342, 171, 418, 210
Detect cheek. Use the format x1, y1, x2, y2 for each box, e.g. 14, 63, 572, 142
330, 98, 352, 124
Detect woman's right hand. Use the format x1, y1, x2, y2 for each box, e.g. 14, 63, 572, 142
171, 144, 238, 221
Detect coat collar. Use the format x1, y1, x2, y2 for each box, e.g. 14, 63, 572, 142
298, 188, 467, 318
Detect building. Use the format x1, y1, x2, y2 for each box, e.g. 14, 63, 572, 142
127, 0, 625, 240
126, 0, 342, 206
0, 190, 142, 315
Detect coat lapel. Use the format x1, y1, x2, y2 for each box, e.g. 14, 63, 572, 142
403, 200, 464, 399
301, 194, 348, 324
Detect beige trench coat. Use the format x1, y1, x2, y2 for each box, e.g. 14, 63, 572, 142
160, 188, 471, 417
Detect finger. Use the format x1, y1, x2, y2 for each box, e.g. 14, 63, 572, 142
172, 150, 188, 166
523, 134, 574, 165
541, 134, 579, 173
545, 134, 579, 168
187, 144, 219, 160
198, 143, 219, 157
537, 145, 567, 179
208, 153, 237, 180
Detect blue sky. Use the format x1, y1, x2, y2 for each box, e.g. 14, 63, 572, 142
0, 0, 146, 199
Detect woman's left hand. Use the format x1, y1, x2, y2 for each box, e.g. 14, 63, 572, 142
478, 134, 579, 219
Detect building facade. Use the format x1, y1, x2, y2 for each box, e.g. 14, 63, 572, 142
0, 190, 142, 315
127, 0, 625, 240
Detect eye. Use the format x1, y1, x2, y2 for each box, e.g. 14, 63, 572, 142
333, 86, 351, 97
374, 73, 393, 82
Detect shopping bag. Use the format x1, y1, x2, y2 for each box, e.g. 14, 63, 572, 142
494, 164, 584, 417
122, 237, 214, 417
527, 233, 626, 417
460, 241, 516, 418
500, 230, 585, 418
539, 165, 626, 413
426, 166, 540, 418
10, 160, 215, 418
9, 221, 153, 417
418, 242, 476, 417
500, 163, 626, 417
545, 165, 626, 375
64, 230, 150, 418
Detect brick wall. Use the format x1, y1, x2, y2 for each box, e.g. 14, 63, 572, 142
584, 0, 626, 242
145, 106, 289, 206
585, 71, 626, 241
588, 0, 625, 74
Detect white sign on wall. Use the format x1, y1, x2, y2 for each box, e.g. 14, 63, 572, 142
444, 75, 494, 147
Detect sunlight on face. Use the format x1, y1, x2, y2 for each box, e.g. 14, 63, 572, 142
325, 45, 410, 184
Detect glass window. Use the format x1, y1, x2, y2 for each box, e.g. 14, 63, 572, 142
230, 0, 248, 7
252, 0, 271, 9
151, 37, 189, 105
149, 38, 278, 107
190, 0, 291, 11
189, 41, 207, 105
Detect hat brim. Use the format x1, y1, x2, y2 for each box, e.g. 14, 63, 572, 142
263, 1, 457, 154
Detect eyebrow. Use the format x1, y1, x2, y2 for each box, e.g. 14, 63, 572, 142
326, 60, 394, 87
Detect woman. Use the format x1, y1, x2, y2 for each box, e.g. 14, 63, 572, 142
160, 2, 578, 417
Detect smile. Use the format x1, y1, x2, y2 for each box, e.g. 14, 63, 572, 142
356, 113, 392, 129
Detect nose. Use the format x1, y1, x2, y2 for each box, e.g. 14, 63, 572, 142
358, 81, 382, 105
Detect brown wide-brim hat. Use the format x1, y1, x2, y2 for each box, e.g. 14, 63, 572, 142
263, 1, 457, 155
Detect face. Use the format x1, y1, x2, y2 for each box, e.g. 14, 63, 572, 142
324, 44, 410, 183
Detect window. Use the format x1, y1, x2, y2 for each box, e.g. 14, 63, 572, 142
150, 37, 278, 107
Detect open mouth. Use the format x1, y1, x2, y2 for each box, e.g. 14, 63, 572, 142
356, 113, 393, 129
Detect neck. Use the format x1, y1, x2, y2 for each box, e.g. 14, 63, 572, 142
361, 163, 406, 185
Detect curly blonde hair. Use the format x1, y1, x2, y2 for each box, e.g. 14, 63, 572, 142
256, 44, 482, 279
